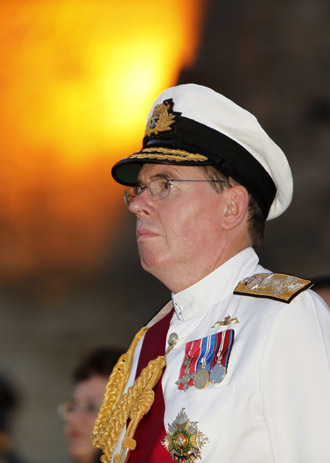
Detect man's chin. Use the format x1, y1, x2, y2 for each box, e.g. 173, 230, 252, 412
140, 254, 167, 277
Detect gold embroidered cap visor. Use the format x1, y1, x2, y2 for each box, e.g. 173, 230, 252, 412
111, 84, 293, 220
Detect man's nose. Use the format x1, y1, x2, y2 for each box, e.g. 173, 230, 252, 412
128, 189, 152, 216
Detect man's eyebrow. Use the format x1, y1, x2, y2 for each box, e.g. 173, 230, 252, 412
137, 171, 173, 185
151, 172, 173, 179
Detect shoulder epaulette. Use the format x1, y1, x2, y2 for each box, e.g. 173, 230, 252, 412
234, 273, 312, 303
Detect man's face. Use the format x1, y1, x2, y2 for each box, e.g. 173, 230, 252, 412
128, 163, 227, 291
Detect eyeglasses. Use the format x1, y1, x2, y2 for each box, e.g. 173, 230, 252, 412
124, 177, 225, 207
57, 400, 102, 420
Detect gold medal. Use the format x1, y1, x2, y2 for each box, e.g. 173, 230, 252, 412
194, 335, 211, 390
194, 363, 209, 389
162, 408, 209, 462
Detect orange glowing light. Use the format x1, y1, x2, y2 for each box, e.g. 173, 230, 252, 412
0, 0, 208, 280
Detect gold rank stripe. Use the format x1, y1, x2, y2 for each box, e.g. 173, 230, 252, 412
234, 273, 313, 303
129, 147, 208, 163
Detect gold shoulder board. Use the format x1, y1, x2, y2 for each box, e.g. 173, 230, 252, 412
234, 273, 312, 303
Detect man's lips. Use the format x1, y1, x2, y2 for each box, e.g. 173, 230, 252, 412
136, 227, 159, 239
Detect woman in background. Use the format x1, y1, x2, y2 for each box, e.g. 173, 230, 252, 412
58, 347, 120, 463
0, 374, 27, 463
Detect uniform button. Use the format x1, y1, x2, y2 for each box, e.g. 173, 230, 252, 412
174, 302, 183, 319
168, 332, 178, 347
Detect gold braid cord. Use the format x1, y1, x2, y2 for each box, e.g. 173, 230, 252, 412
92, 327, 167, 463
92, 327, 147, 460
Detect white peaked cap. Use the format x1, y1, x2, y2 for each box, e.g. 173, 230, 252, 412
112, 83, 293, 220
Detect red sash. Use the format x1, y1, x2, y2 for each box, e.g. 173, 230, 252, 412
127, 308, 174, 462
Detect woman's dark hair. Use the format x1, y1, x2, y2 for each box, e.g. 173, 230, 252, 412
312, 276, 330, 292
73, 347, 122, 383
0, 375, 18, 432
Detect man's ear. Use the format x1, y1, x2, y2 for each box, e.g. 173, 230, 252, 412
222, 185, 249, 230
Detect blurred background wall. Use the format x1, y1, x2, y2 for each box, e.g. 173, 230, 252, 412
0, 1, 329, 462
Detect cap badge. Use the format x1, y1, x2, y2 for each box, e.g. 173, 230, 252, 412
162, 408, 209, 462
144, 98, 180, 137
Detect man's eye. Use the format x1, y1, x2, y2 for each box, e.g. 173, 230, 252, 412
134, 185, 144, 195
159, 179, 172, 190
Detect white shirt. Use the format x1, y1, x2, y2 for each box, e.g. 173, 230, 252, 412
114, 247, 330, 462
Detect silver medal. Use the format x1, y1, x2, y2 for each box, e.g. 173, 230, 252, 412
210, 362, 226, 383
210, 330, 227, 384
176, 356, 195, 391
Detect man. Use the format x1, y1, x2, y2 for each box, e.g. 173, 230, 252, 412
92, 84, 330, 463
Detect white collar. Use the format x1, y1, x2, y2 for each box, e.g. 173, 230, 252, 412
171, 247, 260, 321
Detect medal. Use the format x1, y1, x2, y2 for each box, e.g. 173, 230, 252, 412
194, 336, 211, 389
210, 361, 226, 384
176, 356, 196, 391
162, 408, 209, 463
194, 362, 210, 389
210, 330, 226, 384
210, 329, 235, 384
176, 340, 199, 391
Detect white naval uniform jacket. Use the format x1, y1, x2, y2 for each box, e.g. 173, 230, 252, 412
113, 247, 330, 462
